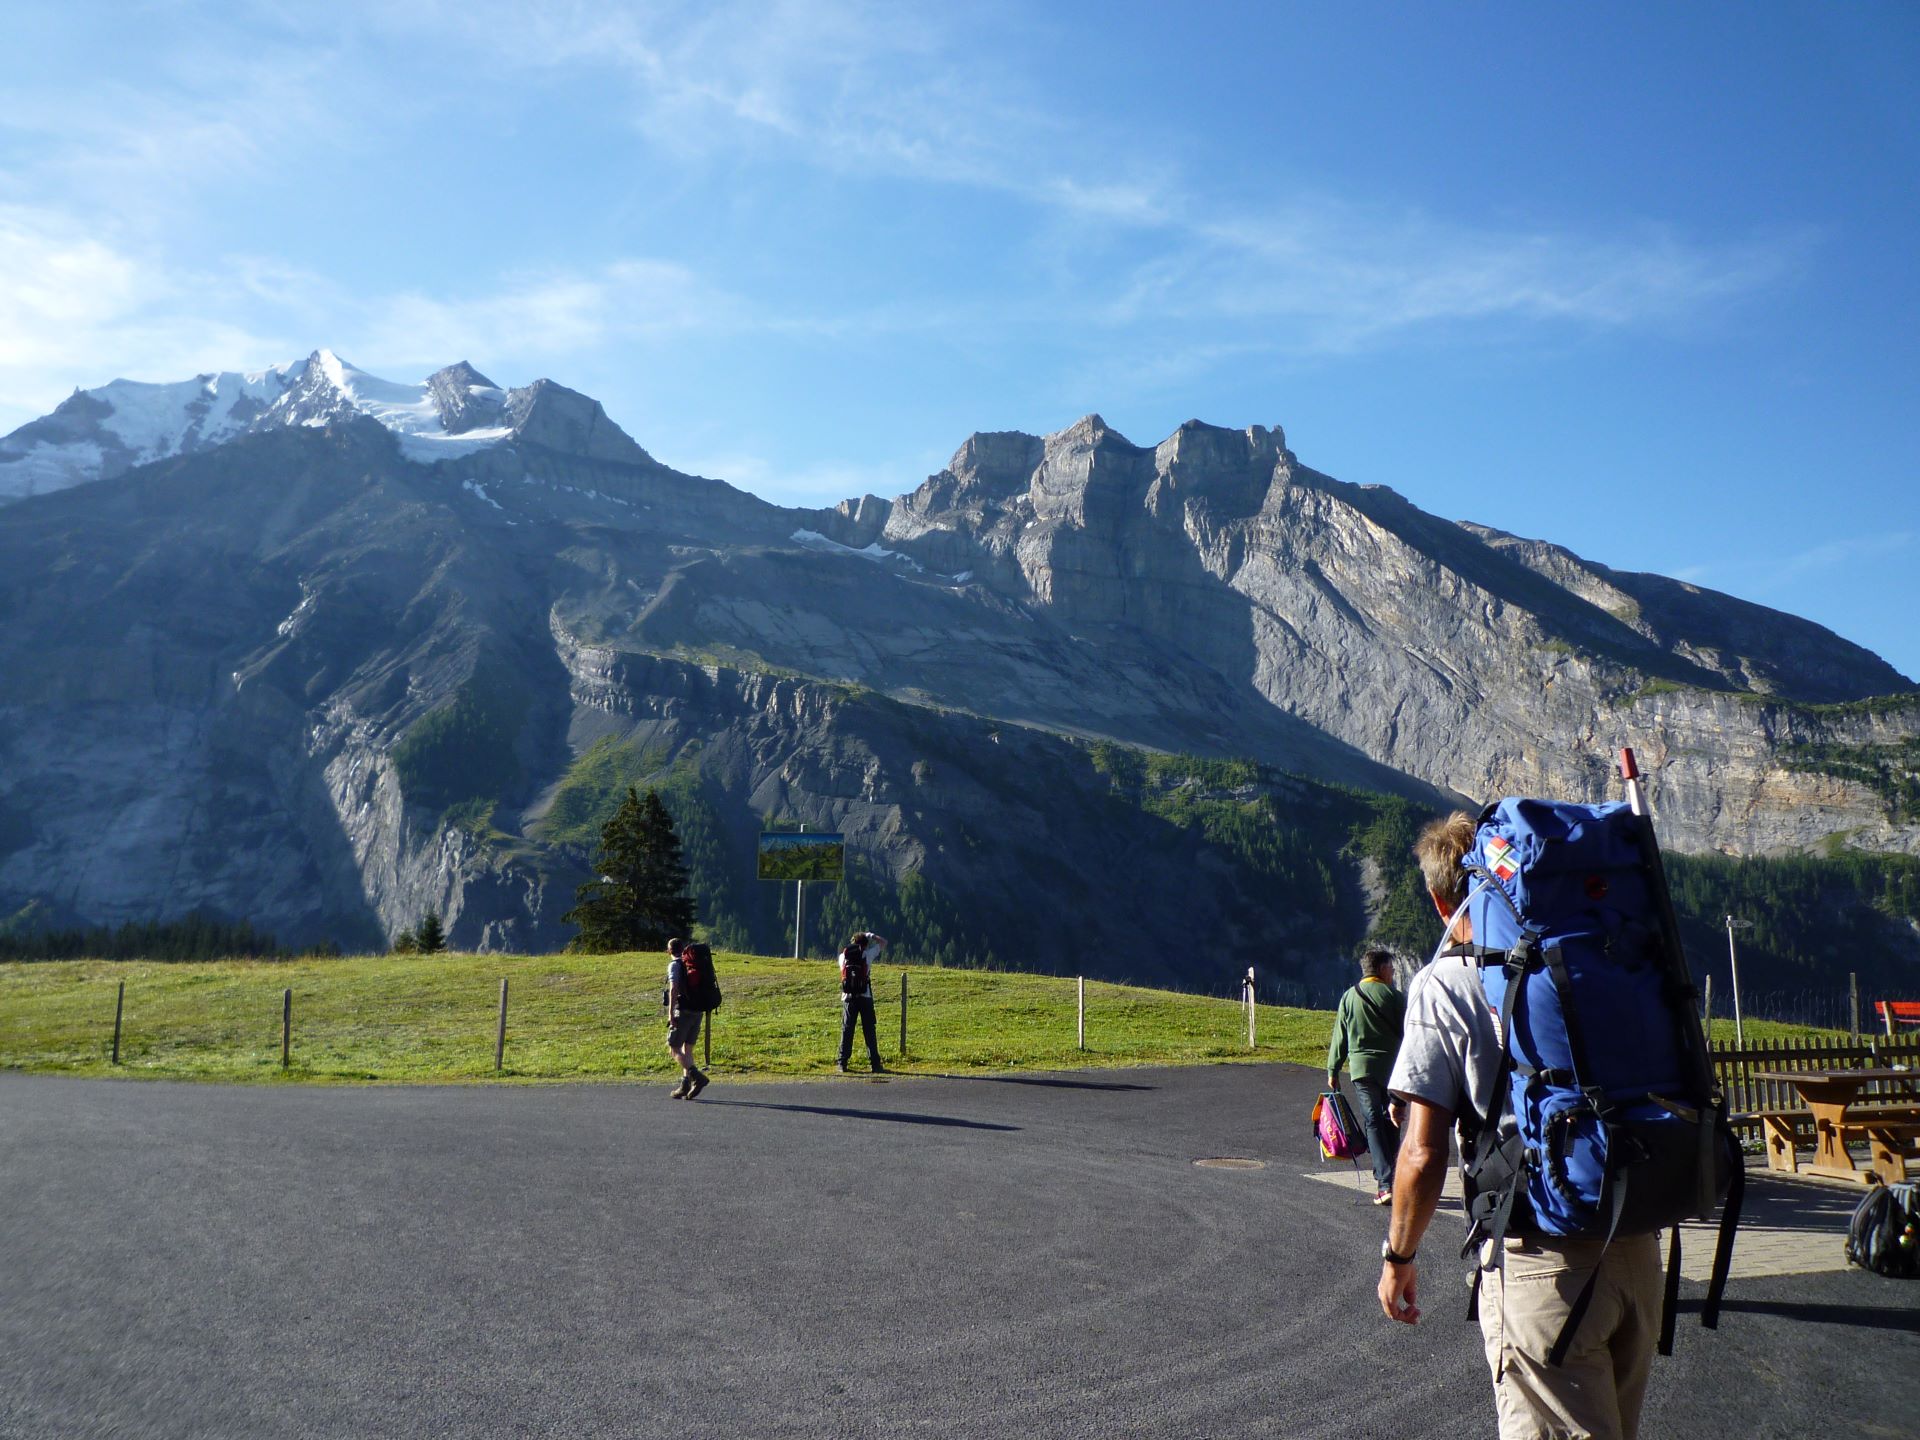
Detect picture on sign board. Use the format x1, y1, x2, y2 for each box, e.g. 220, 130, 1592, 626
756, 832, 846, 883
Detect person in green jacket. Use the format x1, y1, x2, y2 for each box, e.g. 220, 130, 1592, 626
1327, 949, 1406, 1203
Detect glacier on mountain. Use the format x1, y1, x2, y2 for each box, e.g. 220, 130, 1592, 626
0, 350, 516, 502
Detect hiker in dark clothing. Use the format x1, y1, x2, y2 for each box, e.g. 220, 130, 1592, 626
665, 937, 710, 1099
1327, 949, 1406, 1202
838, 931, 888, 1073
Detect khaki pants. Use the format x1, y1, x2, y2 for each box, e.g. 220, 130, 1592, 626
1478, 1231, 1663, 1440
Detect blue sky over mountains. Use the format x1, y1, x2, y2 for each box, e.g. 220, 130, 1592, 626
3, 1, 1915, 680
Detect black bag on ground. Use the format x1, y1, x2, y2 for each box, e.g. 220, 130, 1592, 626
1846, 1182, 1918, 1277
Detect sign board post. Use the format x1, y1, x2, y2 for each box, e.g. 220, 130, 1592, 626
757, 829, 846, 960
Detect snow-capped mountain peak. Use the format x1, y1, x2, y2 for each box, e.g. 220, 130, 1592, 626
0, 352, 528, 503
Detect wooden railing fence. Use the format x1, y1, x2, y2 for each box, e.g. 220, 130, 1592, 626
1712, 1033, 1920, 1130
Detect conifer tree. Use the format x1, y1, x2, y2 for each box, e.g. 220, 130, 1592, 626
564, 787, 696, 952
416, 911, 446, 955
391, 929, 418, 955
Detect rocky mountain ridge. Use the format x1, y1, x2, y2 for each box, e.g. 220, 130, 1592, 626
1, 356, 1915, 982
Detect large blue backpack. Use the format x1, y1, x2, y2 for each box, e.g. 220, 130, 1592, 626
1454, 797, 1742, 1363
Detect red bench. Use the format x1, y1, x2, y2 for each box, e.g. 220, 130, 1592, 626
1874, 1001, 1920, 1030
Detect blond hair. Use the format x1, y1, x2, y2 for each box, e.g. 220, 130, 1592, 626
1414, 811, 1478, 908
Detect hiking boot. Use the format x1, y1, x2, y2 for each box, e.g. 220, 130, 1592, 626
685, 1070, 710, 1100
870, 1059, 887, 1074
669, 1075, 692, 1099
836, 1060, 848, 1073
1372, 1187, 1393, 1206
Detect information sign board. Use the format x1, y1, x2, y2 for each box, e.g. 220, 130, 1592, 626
756, 832, 846, 883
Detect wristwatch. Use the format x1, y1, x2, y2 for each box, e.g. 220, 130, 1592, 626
1381, 1239, 1416, 1265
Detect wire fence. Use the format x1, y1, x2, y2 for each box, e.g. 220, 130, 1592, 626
0, 958, 1335, 1081
1261, 978, 1352, 1011
1722, 989, 1846, 1031
1710, 987, 1920, 1033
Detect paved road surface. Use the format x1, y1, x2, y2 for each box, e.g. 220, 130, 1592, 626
3, 1065, 1915, 1438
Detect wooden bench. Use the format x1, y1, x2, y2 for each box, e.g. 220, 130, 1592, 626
1733, 1109, 1815, 1174
1733, 1105, 1919, 1179
1837, 1107, 1920, 1184
1874, 1001, 1920, 1031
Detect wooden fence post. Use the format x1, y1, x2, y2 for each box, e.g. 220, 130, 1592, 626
281, 988, 292, 1069
704, 1004, 711, 1068
1887, 1001, 1897, 1038
1702, 974, 1712, 1032
111, 980, 125, 1065
1077, 976, 1086, 1051
899, 971, 908, 1057
1850, 973, 1861, 1038
1245, 968, 1256, 1050
495, 978, 509, 1073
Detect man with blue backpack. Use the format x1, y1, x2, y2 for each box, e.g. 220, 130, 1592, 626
1376, 786, 1739, 1440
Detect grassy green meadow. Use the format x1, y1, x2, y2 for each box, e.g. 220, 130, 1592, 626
0, 950, 1845, 1086
0, 951, 1340, 1084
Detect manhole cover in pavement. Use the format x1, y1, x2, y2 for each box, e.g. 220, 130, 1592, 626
1193, 1157, 1267, 1170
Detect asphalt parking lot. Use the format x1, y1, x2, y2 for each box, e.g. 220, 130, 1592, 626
3, 1064, 1915, 1439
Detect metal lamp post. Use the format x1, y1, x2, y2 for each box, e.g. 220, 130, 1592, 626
1725, 915, 1753, 1047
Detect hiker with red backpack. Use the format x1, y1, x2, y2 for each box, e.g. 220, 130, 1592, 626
665, 937, 715, 1099
837, 931, 888, 1074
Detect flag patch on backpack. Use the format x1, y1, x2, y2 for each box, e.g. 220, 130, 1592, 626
1484, 834, 1520, 882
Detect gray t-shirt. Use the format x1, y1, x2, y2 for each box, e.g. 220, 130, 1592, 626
667, 957, 686, 1014
1386, 948, 1505, 1126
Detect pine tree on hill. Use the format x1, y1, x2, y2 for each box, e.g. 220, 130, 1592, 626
416, 911, 446, 955
391, 929, 418, 955
564, 787, 697, 953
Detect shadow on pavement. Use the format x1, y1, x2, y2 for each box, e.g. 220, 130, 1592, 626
1738, 1173, 1866, 1229
1677, 1297, 1920, 1334
707, 1100, 1020, 1131
925, 1073, 1156, 1093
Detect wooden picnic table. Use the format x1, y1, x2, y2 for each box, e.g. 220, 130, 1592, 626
1751, 1068, 1920, 1185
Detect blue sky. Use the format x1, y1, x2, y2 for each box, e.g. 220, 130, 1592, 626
3, 1, 1916, 681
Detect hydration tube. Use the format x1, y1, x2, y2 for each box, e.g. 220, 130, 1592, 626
1428, 875, 1496, 970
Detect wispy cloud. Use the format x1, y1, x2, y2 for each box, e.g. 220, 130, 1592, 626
410, 1, 1801, 356
351, 260, 759, 370
1672, 531, 1916, 599
0, 0, 1813, 442
396, 0, 1053, 187
0, 205, 289, 425
1774, 530, 1916, 582
0, 206, 773, 429
0, 45, 343, 224
669, 445, 945, 505
1099, 205, 1811, 354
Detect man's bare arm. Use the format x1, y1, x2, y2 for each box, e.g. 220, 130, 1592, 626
1378, 1096, 1452, 1324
